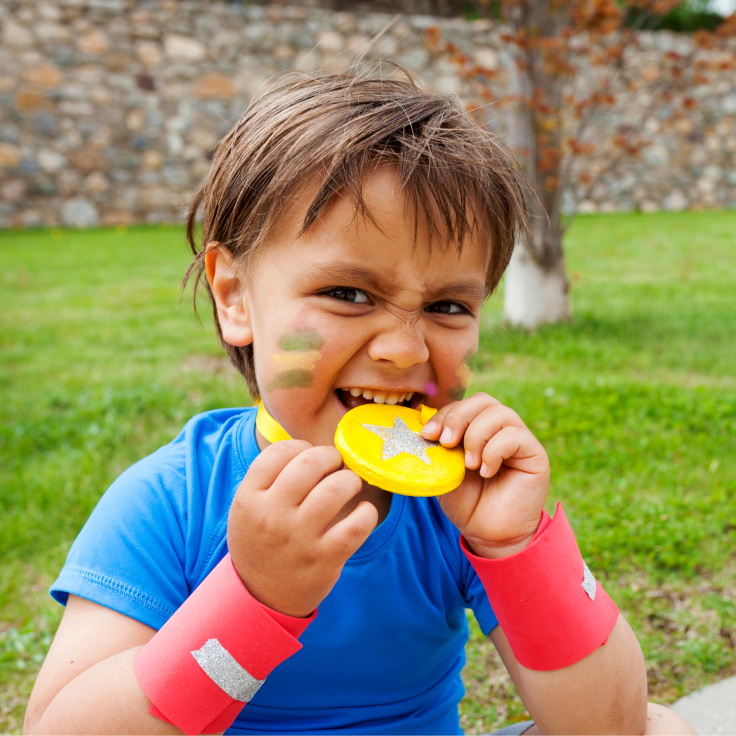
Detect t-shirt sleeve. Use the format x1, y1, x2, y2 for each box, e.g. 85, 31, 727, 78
461, 551, 499, 636
428, 498, 500, 636
50, 445, 192, 631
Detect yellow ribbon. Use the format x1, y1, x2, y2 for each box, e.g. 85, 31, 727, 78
255, 401, 293, 443
254, 400, 460, 496
255, 400, 438, 445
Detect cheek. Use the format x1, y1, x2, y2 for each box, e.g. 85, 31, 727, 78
266, 350, 321, 390
436, 344, 477, 402
311, 338, 353, 377
289, 315, 367, 384
257, 320, 356, 396
258, 326, 325, 392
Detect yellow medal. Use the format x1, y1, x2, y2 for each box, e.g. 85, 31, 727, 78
335, 404, 465, 496
256, 401, 465, 497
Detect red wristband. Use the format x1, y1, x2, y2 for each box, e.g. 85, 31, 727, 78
135, 554, 316, 735
462, 503, 619, 671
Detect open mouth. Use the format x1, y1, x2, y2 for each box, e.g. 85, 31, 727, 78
336, 387, 424, 412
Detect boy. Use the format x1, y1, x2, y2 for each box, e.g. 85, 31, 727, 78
25, 73, 693, 735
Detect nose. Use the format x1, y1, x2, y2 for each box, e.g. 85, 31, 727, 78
367, 318, 430, 369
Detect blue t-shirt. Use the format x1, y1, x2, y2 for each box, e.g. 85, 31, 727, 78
51, 408, 499, 735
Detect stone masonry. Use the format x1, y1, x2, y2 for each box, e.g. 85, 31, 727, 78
0, 0, 734, 229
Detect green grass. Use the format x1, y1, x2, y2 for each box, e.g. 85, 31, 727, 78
1, 212, 735, 733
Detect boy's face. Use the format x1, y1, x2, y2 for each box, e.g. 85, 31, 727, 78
211, 165, 488, 449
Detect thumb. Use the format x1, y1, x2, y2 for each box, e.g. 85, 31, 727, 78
438, 471, 483, 529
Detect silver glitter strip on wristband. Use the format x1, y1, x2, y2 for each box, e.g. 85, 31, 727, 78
582, 561, 597, 601
191, 638, 265, 702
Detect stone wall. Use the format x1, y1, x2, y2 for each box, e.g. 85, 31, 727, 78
0, 0, 734, 229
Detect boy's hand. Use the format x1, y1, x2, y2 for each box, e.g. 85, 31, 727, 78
421, 393, 549, 559
227, 440, 378, 618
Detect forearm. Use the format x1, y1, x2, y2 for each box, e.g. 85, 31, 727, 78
28, 647, 185, 736
515, 616, 648, 735
29, 553, 314, 736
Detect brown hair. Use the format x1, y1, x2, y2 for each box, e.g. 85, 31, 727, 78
185, 69, 527, 400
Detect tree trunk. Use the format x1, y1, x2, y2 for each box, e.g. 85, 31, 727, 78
503, 240, 569, 328
499, 0, 572, 328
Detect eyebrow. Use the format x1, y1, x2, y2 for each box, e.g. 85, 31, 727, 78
430, 281, 487, 303
308, 263, 386, 293
304, 262, 487, 303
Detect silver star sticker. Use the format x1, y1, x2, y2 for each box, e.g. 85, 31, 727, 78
582, 561, 597, 601
362, 416, 440, 466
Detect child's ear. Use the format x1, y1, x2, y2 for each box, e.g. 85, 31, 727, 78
204, 243, 253, 347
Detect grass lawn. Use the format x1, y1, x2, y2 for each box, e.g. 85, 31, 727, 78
1, 212, 735, 733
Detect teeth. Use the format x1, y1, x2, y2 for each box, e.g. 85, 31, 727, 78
343, 388, 417, 405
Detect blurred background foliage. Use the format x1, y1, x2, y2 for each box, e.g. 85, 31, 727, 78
246, 0, 732, 30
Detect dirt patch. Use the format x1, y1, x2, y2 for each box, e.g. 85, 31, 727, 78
614, 562, 736, 703
460, 620, 530, 734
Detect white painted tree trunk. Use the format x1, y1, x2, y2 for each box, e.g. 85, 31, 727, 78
500, 18, 570, 330
503, 243, 569, 329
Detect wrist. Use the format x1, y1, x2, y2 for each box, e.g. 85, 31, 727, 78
230, 558, 316, 619
256, 594, 316, 621
135, 554, 314, 734
463, 513, 543, 560
463, 533, 535, 560
244, 585, 315, 619
461, 503, 620, 671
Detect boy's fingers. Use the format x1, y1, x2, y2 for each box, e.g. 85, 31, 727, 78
421, 392, 502, 447
298, 469, 364, 534
240, 439, 314, 492
320, 500, 378, 561
462, 404, 526, 469
479, 426, 546, 479
419, 402, 455, 439
270, 445, 345, 506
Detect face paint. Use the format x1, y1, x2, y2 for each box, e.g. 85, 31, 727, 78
271, 351, 321, 370
277, 329, 324, 352
267, 369, 314, 390
448, 349, 476, 402
267, 328, 324, 391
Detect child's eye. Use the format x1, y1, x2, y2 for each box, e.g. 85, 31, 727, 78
324, 287, 371, 304
426, 301, 470, 315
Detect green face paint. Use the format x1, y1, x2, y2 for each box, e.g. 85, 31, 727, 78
448, 349, 476, 402
267, 369, 314, 390
267, 328, 324, 391
277, 328, 324, 352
